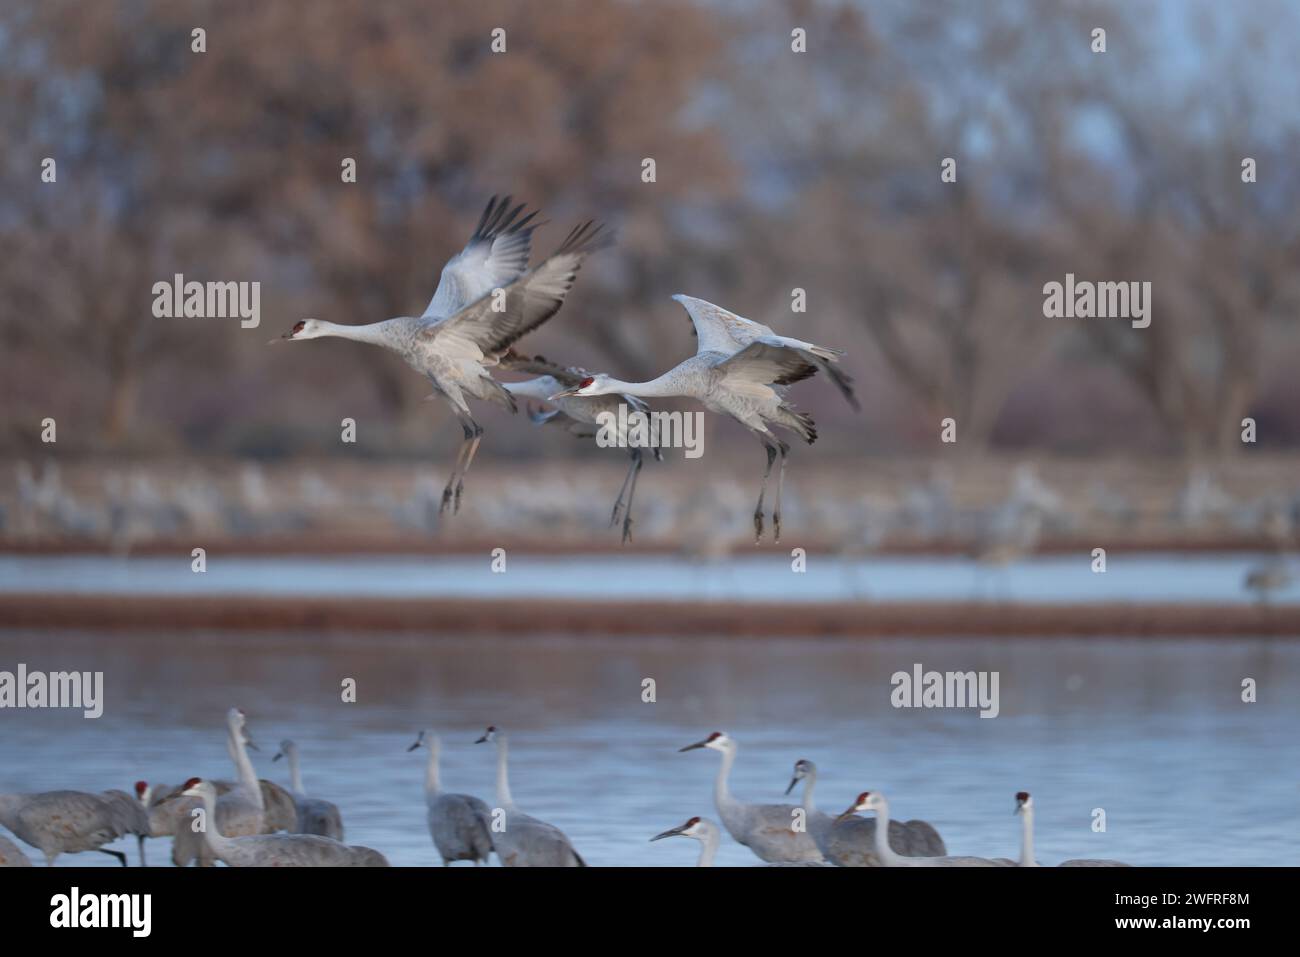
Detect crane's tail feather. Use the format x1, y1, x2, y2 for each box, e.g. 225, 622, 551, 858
777, 407, 817, 445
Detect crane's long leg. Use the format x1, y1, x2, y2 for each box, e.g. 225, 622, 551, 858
441, 418, 475, 515
610, 449, 641, 527
98, 847, 128, 866
138, 834, 147, 867
453, 419, 485, 514
753, 438, 778, 543
772, 440, 790, 544
620, 449, 644, 544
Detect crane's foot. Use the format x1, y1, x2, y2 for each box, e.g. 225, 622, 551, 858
621, 517, 634, 545
453, 480, 465, 514
753, 510, 764, 543
440, 485, 454, 514
773, 512, 781, 544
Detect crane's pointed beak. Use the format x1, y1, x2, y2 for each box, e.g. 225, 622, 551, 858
650, 824, 688, 842
549, 390, 579, 400
406, 739, 422, 752
835, 807, 858, 823
678, 740, 708, 752
474, 734, 490, 744
784, 777, 800, 796
272, 751, 283, 763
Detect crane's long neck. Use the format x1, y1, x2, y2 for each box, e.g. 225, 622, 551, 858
1019, 806, 1037, 866
287, 750, 306, 797
310, 319, 403, 349
714, 744, 738, 814
425, 738, 442, 799
227, 725, 264, 809
801, 770, 817, 812
872, 799, 902, 865
595, 374, 684, 399
495, 737, 514, 809
697, 827, 720, 868
194, 788, 234, 857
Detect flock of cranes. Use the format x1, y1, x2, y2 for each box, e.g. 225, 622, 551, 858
0, 719, 1132, 868
273, 194, 857, 543
658, 733, 1130, 867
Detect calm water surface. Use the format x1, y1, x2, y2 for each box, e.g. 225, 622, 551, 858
2, 552, 1297, 604
0, 629, 1296, 866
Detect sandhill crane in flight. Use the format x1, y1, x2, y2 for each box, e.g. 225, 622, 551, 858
0, 788, 142, 866
554, 295, 854, 542
497, 351, 662, 543
836, 791, 1002, 867
275, 195, 610, 514
180, 779, 388, 866
678, 732, 823, 863
474, 726, 585, 866
408, 730, 493, 865
273, 740, 345, 841
785, 759, 945, 865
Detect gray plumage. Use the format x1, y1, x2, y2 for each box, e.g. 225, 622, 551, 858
679, 732, 824, 864
556, 294, 855, 542
181, 781, 387, 867
0, 833, 32, 866
499, 351, 661, 542
0, 789, 143, 866
476, 727, 584, 867
839, 791, 1002, 867
276, 195, 610, 514
273, 740, 344, 841
787, 760, 946, 866
408, 730, 493, 866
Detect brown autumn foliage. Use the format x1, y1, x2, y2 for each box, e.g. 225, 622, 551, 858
1, 0, 1297, 461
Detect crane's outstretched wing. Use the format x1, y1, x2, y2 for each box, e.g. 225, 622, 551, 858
422, 195, 540, 320
672, 294, 776, 355
674, 295, 858, 409
716, 338, 821, 388
423, 221, 612, 358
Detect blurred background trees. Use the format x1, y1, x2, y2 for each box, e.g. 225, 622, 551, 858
2, 0, 1297, 461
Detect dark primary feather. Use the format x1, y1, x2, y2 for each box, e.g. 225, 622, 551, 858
425, 220, 613, 356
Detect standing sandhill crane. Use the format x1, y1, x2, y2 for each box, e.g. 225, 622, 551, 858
0, 788, 142, 866
836, 792, 1002, 867
651, 816, 721, 867
497, 351, 662, 543
474, 726, 585, 867
172, 708, 267, 866
1011, 791, 1039, 866
677, 732, 823, 863
179, 780, 388, 867
275, 195, 610, 514
0, 833, 31, 866
785, 759, 945, 865
408, 730, 493, 865
553, 295, 854, 543
273, 740, 344, 841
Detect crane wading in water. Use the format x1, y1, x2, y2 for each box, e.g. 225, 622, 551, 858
554, 295, 855, 543
275, 195, 611, 514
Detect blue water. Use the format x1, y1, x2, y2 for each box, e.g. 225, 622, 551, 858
1, 552, 1296, 604
0, 630, 1295, 866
